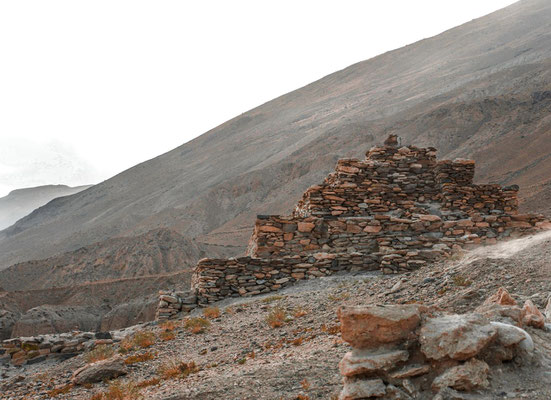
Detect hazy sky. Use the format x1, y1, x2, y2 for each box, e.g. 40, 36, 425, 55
0, 0, 518, 197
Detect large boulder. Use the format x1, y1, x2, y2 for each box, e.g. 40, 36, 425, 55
100, 297, 157, 331
419, 314, 497, 361
72, 356, 127, 384
338, 305, 423, 349
11, 305, 103, 337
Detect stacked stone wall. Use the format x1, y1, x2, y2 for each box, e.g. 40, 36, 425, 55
156, 138, 551, 319
156, 290, 197, 320
192, 253, 374, 305
248, 213, 546, 261
0, 331, 113, 366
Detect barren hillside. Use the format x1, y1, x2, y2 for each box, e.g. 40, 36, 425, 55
1, 0, 550, 269
2, 231, 551, 399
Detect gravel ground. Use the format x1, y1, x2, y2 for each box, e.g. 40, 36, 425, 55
2, 232, 551, 400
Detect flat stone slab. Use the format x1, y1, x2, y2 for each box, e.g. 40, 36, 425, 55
339, 348, 409, 377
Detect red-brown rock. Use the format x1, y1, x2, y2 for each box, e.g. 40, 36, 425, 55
339, 305, 422, 349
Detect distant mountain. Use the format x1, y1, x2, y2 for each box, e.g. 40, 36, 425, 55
0, 184, 92, 230
0, 0, 550, 270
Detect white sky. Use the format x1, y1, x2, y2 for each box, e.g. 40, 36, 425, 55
0, 0, 518, 197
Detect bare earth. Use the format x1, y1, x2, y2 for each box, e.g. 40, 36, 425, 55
2, 231, 551, 399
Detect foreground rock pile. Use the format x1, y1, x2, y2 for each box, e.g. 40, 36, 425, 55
338, 288, 547, 399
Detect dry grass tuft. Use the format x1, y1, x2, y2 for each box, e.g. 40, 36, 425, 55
301, 378, 311, 391
124, 351, 155, 365
47, 384, 73, 397
119, 331, 156, 353
452, 275, 472, 287
160, 320, 177, 331
203, 306, 221, 319
89, 380, 142, 400
262, 295, 285, 303
293, 307, 309, 318
85, 344, 115, 364
136, 377, 160, 388
133, 331, 156, 348
158, 360, 199, 380
321, 324, 341, 335
159, 330, 176, 341
184, 317, 211, 334
266, 306, 287, 328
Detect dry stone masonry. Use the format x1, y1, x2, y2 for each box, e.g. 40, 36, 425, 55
185, 137, 549, 307
0, 331, 113, 366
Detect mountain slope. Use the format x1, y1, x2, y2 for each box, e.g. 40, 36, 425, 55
1, 0, 551, 269
0, 228, 203, 291
0, 184, 92, 230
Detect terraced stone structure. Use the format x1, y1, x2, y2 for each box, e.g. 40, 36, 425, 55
171, 137, 550, 310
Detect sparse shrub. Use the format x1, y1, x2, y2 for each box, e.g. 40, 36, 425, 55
328, 292, 350, 301
291, 337, 304, 346
295, 395, 310, 400
203, 306, 221, 319
293, 307, 308, 318
184, 317, 211, 334
452, 275, 472, 287
266, 306, 287, 328
262, 295, 285, 303
224, 306, 234, 315
321, 324, 341, 335
97, 380, 142, 400
119, 331, 156, 354
133, 331, 156, 348
47, 384, 73, 397
158, 360, 199, 380
124, 351, 155, 365
85, 344, 115, 363
237, 358, 247, 365
136, 378, 160, 388
160, 320, 177, 331
159, 330, 175, 341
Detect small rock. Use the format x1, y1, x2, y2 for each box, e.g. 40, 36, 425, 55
522, 300, 545, 329
340, 377, 387, 399
484, 287, 516, 306
432, 358, 489, 392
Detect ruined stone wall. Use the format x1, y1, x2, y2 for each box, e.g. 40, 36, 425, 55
0, 331, 113, 366
156, 138, 550, 319
191, 253, 373, 305
248, 213, 546, 261
156, 290, 197, 320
